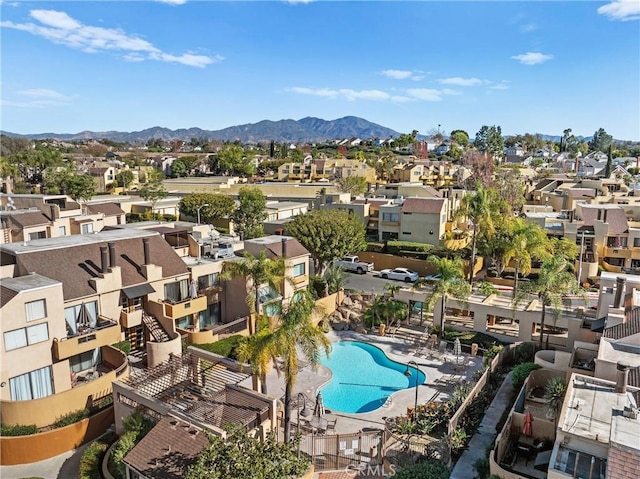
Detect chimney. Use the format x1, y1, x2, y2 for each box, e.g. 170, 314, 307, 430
143, 237, 151, 265
616, 362, 631, 394
281, 237, 287, 259
49, 204, 60, 220
107, 242, 116, 269
100, 246, 109, 274
613, 277, 625, 308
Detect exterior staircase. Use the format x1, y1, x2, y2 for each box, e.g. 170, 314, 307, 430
142, 311, 170, 342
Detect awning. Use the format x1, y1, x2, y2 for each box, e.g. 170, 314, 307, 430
590, 317, 607, 332
122, 283, 155, 299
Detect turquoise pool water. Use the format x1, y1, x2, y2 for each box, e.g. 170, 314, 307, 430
319, 341, 426, 413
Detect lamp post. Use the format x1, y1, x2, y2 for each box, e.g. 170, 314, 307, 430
196, 203, 210, 226
296, 392, 311, 458
404, 361, 421, 421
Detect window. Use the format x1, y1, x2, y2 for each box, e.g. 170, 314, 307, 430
64, 301, 98, 335
4, 323, 49, 351
197, 273, 219, 291
81, 223, 94, 234
4, 329, 27, 351
59, 226, 67, 236
29, 231, 47, 240
293, 263, 306, 277
9, 366, 54, 401
635, 238, 640, 247
70, 348, 102, 373
164, 279, 189, 303
402, 232, 412, 235
382, 212, 399, 222
198, 302, 220, 330
25, 299, 47, 322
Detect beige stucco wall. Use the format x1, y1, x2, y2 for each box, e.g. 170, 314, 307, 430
398, 207, 446, 245
0, 283, 66, 401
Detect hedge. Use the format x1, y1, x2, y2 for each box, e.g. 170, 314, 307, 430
0, 423, 38, 436
194, 335, 243, 359
79, 432, 117, 479
112, 340, 131, 356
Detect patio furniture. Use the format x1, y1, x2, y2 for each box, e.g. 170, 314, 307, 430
326, 418, 337, 432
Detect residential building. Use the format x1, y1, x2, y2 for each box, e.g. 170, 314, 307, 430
378, 197, 447, 245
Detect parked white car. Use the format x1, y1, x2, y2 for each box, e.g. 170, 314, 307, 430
379, 267, 419, 282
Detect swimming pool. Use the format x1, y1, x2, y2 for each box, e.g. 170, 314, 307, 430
319, 341, 426, 413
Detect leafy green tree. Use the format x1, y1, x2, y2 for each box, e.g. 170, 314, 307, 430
231, 186, 267, 239
588, 127, 613, 153
336, 176, 368, 196
288, 148, 304, 163
274, 290, 331, 443
474, 125, 504, 158
217, 145, 255, 176
424, 256, 471, 336
115, 170, 134, 193
513, 253, 582, 347
605, 144, 613, 178
9, 146, 64, 183
286, 209, 367, 274
65, 174, 96, 203
185, 424, 310, 479
170, 158, 186, 177
450, 129, 470, 147
179, 193, 235, 223
180, 155, 200, 174
139, 170, 168, 215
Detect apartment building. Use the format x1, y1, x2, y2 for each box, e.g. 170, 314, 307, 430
378, 197, 447, 245
0, 229, 193, 428
277, 158, 376, 183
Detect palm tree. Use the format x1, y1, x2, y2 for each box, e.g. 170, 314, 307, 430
424, 255, 471, 337
323, 262, 347, 295
235, 317, 278, 395
544, 377, 567, 424
384, 283, 401, 298
455, 186, 504, 284
513, 254, 581, 348
501, 219, 551, 298
273, 291, 331, 443
220, 251, 285, 333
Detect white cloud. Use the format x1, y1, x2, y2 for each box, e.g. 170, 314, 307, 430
2, 88, 71, 108
406, 88, 445, 102
0, 9, 218, 68
391, 96, 413, 103
381, 69, 424, 81
438, 77, 485, 87
511, 52, 553, 65
290, 87, 389, 101
489, 81, 510, 91
598, 0, 640, 21
520, 23, 538, 32
440, 89, 462, 96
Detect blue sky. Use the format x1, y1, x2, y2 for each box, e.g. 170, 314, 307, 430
1, 1, 639, 140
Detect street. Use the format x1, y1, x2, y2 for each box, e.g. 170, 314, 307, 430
344, 271, 411, 294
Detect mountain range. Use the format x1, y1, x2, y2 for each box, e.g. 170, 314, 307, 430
1, 116, 401, 144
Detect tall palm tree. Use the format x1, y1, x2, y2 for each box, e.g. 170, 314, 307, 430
323, 262, 347, 295
501, 219, 551, 298
220, 251, 285, 333
455, 186, 504, 284
273, 291, 331, 443
424, 255, 471, 337
513, 254, 581, 348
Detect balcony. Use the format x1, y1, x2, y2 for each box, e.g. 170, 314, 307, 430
604, 246, 631, 259
120, 306, 143, 328
162, 295, 207, 319
53, 317, 121, 360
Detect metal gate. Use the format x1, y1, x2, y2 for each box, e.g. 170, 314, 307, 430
299, 429, 385, 471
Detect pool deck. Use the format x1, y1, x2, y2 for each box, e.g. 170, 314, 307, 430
260, 328, 484, 436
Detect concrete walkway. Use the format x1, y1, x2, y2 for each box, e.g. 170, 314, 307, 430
0, 441, 89, 479
449, 371, 514, 479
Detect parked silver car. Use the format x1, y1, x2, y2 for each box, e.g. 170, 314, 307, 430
379, 267, 419, 282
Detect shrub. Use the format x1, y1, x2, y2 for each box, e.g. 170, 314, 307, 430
483, 344, 503, 367
449, 427, 469, 456
111, 430, 137, 479
474, 456, 490, 479
385, 240, 434, 255
79, 432, 117, 479
0, 423, 38, 436
512, 362, 541, 391
393, 459, 450, 479
111, 340, 131, 356
195, 335, 243, 359
308, 275, 327, 299
53, 408, 90, 429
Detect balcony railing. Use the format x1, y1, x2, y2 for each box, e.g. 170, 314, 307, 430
120, 306, 143, 328
163, 295, 207, 319
54, 317, 121, 360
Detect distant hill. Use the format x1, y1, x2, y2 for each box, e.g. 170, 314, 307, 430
1, 116, 401, 143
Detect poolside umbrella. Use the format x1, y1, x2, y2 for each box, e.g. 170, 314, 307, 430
76, 303, 91, 330
522, 410, 533, 437
190, 280, 198, 299
453, 338, 462, 363
313, 392, 325, 417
